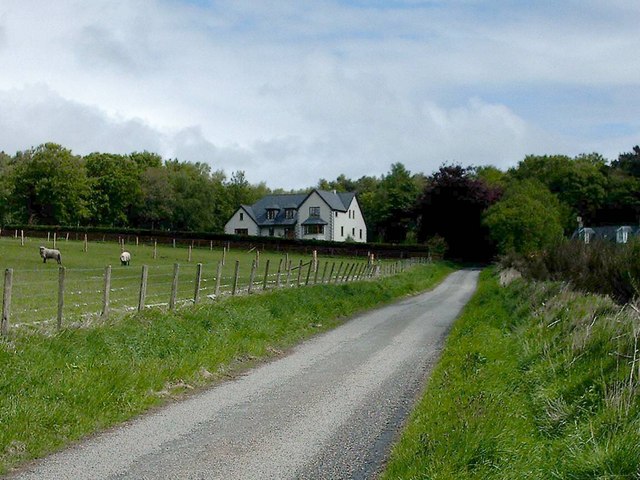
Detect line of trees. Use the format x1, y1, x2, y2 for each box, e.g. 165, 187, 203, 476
1, 142, 639, 261
0, 143, 270, 233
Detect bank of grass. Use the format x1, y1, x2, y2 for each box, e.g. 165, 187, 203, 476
0, 262, 455, 474
383, 269, 640, 479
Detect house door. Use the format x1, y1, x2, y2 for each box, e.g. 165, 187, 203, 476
284, 227, 295, 239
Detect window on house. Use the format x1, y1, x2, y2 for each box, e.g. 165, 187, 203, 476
352, 227, 355, 236
266, 209, 277, 220
235, 228, 248, 235
268, 227, 275, 236
618, 230, 629, 243
341, 226, 344, 236
335, 211, 338, 217
239, 212, 244, 221
304, 225, 324, 235
309, 206, 320, 217
359, 229, 362, 239
285, 209, 296, 219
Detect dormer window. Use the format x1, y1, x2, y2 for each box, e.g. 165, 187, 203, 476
285, 208, 296, 219
309, 206, 320, 218
266, 208, 278, 220
617, 228, 629, 244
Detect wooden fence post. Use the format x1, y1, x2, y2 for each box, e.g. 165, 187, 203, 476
47, 231, 50, 242
138, 265, 148, 312
214, 261, 222, 298
342, 263, 352, 282
285, 260, 292, 287
188, 245, 192, 262
170, 263, 180, 309
173, 238, 176, 248
327, 262, 335, 284
1, 268, 13, 337
222, 247, 227, 266
20, 230, 24, 247
248, 260, 257, 294
153, 240, 157, 260
296, 259, 303, 287
262, 259, 270, 290
305, 260, 313, 285
256, 250, 260, 269
313, 260, 321, 284
101, 265, 111, 320
334, 262, 344, 283
194, 263, 202, 304
276, 258, 283, 288
57, 266, 66, 330
320, 261, 328, 284
232, 260, 240, 296
53, 232, 57, 249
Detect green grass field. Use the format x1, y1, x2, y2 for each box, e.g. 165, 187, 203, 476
0, 262, 455, 474
0, 235, 377, 331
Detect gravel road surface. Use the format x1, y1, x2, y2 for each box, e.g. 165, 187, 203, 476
10, 269, 479, 480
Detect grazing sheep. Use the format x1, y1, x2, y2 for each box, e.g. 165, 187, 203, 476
39, 246, 62, 264
120, 251, 131, 266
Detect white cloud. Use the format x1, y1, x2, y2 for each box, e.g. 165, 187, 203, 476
0, 0, 638, 188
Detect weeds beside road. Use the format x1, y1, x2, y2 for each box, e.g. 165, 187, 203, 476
383, 269, 640, 479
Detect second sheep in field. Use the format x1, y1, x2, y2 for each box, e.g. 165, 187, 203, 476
120, 251, 131, 266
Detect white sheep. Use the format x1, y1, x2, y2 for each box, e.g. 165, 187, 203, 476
39, 246, 62, 264
120, 251, 131, 266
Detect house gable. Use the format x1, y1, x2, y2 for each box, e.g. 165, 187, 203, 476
224, 205, 259, 236
333, 195, 367, 242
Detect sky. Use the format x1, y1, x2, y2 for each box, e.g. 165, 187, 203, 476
0, 0, 639, 189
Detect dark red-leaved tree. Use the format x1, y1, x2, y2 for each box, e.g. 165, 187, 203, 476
417, 164, 502, 262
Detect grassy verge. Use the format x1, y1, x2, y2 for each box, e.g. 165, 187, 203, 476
382, 269, 640, 479
0, 262, 455, 474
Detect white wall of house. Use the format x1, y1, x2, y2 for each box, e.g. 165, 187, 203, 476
224, 208, 259, 236
297, 191, 332, 241
333, 197, 367, 243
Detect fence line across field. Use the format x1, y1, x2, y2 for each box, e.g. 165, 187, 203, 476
0, 255, 428, 336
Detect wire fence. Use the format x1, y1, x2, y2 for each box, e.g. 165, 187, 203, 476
0, 256, 429, 336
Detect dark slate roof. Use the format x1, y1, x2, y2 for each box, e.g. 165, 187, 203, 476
301, 217, 328, 226
243, 190, 357, 227
315, 190, 353, 212
249, 193, 307, 226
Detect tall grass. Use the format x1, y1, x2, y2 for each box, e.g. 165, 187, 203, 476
382, 270, 640, 479
0, 262, 455, 475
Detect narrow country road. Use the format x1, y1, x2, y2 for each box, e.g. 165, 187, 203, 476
10, 269, 479, 480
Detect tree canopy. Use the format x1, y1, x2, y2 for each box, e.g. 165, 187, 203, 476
0, 142, 638, 262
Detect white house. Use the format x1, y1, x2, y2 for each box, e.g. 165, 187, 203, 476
224, 189, 367, 243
